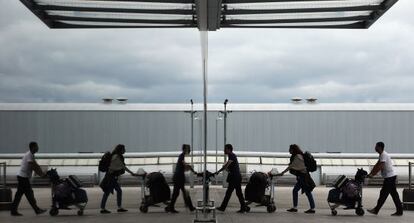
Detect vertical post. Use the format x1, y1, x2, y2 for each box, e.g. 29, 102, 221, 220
223, 99, 228, 162
224, 99, 228, 146
191, 99, 194, 166
215, 117, 218, 175
1, 162, 6, 187
409, 162, 412, 190
200, 31, 208, 206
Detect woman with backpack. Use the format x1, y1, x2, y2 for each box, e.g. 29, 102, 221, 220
277, 144, 316, 214
100, 144, 137, 214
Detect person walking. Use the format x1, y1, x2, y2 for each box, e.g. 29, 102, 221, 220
367, 142, 403, 216
100, 144, 137, 214
215, 144, 247, 213
277, 144, 316, 214
166, 144, 197, 213
10, 142, 47, 216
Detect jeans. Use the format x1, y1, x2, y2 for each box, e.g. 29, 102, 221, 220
219, 177, 246, 210
293, 175, 315, 209
100, 179, 122, 209
374, 176, 403, 213
169, 179, 194, 209
11, 176, 41, 213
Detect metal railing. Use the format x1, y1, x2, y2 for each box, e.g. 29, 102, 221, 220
0, 162, 6, 187
1, 152, 414, 167
409, 162, 413, 190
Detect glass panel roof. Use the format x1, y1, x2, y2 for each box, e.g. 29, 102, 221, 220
36, 0, 193, 10
21, 0, 398, 29
226, 11, 372, 20
225, 0, 384, 9
47, 11, 194, 20
59, 21, 191, 27
226, 21, 363, 26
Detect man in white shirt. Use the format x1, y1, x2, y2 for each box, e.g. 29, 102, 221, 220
367, 142, 403, 216
10, 142, 47, 216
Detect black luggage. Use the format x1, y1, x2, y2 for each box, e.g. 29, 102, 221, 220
328, 188, 342, 203
54, 181, 72, 201
68, 175, 83, 189
245, 172, 268, 203
403, 189, 414, 210
0, 187, 12, 210
146, 172, 171, 203
333, 175, 348, 189
74, 188, 88, 203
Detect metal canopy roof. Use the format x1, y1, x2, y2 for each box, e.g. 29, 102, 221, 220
21, 0, 398, 31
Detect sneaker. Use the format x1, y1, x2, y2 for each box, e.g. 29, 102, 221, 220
189, 207, 196, 212
236, 209, 245, 213
391, 212, 403, 216
216, 207, 225, 212
367, 208, 378, 215
287, 208, 298, 212
117, 208, 128, 213
35, 209, 47, 215
100, 209, 111, 214
11, 211, 23, 216
304, 209, 315, 214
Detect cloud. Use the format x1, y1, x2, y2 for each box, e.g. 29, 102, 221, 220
0, 1, 413, 103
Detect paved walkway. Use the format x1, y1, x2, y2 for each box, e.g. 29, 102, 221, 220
0, 186, 412, 223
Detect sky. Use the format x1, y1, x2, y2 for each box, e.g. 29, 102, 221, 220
0, 0, 413, 104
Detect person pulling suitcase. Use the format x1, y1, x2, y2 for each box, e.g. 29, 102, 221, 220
166, 144, 197, 213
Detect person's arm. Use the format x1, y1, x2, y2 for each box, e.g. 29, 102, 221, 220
125, 166, 136, 176
215, 160, 233, 175
183, 161, 197, 174
278, 166, 290, 176
368, 161, 385, 177
29, 161, 46, 177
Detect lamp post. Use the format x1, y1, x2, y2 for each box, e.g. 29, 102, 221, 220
220, 99, 231, 162
215, 114, 223, 184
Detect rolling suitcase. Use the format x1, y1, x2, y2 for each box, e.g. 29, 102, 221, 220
0, 187, 13, 210
68, 175, 83, 189
333, 175, 348, 189
403, 189, 414, 210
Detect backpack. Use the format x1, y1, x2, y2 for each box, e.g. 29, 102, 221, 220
303, 151, 317, 172
98, 152, 112, 172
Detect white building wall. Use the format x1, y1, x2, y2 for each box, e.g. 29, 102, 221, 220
0, 103, 413, 154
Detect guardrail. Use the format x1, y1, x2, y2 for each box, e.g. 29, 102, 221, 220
2, 151, 414, 159
1, 151, 414, 165
0, 162, 6, 187
410, 162, 413, 190
1, 152, 413, 187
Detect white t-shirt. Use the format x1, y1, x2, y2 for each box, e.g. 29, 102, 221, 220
379, 151, 396, 178
18, 151, 35, 178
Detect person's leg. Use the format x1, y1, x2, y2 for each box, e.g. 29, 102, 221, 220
218, 182, 236, 210
373, 179, 391, 213
100, 192, 110, 210
234, 181, 246, 210
305, 191, 316, 210
169, 181, 182, 210
292, 180, 301, 208
388, 177, 403, 214
11, 177, 25, 214
22, 179, 42, 213
180, 185, 195, 210
113, 181, 125, 210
